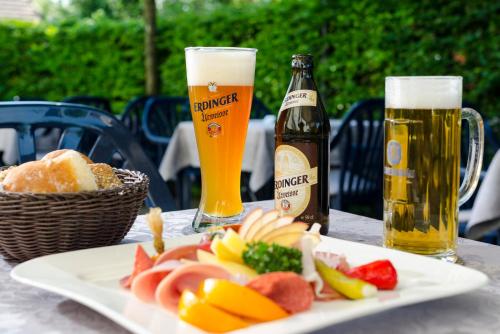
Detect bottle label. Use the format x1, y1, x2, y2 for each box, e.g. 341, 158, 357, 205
279, 89, 317, 112
274, 144, 318, 217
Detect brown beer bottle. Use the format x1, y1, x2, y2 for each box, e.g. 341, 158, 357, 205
275, 54, 330, 235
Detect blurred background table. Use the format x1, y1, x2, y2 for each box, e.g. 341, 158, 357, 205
158, 117, 342, 194
0, 129, 17, 165
2, 201, 500, 334
159, 118, 275, 194
0, 128, 62, 166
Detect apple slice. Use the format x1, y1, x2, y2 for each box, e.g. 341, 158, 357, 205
222, 229, 246, 257
238, 208, 263, 240
265, 232, 305, 247
197, 249, 257, 278
252, 215, 294, 242
245, 210, 281, 242
260, 222, 309, 243
210, 236, 242, 264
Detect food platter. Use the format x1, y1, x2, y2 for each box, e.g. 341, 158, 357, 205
11, 233, 488, 334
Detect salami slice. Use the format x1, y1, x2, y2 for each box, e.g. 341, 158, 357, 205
246, 272, 314, 314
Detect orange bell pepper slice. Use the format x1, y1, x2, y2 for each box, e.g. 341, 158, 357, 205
178, 290, 248, 333
199, 279, 288, 322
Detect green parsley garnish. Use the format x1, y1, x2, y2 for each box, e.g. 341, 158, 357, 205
242, 241, 303, 274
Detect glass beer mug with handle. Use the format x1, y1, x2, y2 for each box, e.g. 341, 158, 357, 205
383, 76, 484, 262
185, 47, 257, 231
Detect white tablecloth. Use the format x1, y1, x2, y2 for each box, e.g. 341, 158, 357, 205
4, 202, 500, 334
0, 129, 18, 165
0, 128, 62, 166
159, 117, 341, 192
466, 149, 500, 239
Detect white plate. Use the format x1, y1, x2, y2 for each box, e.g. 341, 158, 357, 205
11, 235, 488, 334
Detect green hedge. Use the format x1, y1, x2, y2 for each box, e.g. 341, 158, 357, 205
0, 0, 498, 119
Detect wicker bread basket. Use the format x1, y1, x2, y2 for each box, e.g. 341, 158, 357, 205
0, 168, 149, 262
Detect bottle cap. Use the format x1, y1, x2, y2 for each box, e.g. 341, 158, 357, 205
292, 54, 314, 69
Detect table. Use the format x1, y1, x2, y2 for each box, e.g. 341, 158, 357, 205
159, 117, 342, 193
2, 201, 500, 334
0, 128, 61, 166
0, 129, 18, 165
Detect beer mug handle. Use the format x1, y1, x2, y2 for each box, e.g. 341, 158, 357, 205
458, 108, 484, 206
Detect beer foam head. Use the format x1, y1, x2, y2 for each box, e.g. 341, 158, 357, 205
385, 76, 462, 109
185, 47, 257, 86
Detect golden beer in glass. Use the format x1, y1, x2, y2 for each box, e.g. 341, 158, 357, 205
185, 47, 257, 231
384, 77, 484, 262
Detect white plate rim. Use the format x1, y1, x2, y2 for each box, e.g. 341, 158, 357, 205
10, 234, 489, 334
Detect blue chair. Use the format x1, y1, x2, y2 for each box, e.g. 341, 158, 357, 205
13, 96, 46, 101
330, 98, 385, 219
120, 96, 160, 163
251, 97, 271, 119
11, 96, 61, 158
121, 96, 151, 137
0, 102, 175, 212
63, 96, 113, 114
142, 96, 191, 166
62, 96, 114, 156
141, 96, 193, 209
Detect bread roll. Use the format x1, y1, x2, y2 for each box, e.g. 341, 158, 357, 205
3, 151, 98, 193
42, 149, 94, 164
90, 163, 122, 189
0, 167, 13, 183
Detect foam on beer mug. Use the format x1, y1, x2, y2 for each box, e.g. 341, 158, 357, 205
185, 47, 256, 86
385, 76, 462, 109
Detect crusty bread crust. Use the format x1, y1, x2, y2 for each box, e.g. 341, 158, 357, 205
90, 163, 122, 189
3, 151, 98, 193
42, 149, 94, 164
0, 166, 13, 183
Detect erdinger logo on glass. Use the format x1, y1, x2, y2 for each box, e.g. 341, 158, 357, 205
384, 139, 415, 178
192, 82, 239, 124
387, 140, 402, 166
208, 81, 217, 93
207, 122, 221, 137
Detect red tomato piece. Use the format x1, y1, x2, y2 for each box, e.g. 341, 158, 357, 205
346, 260, 398, 290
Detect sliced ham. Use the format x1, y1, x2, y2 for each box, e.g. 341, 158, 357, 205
315, 251, 350, 273
131, 260, 183, 303
155, 263, 230, 313
121, 245, 155, 289
154, 245, 199, 265
246, 272, 314, 314
314, 280, 345, 301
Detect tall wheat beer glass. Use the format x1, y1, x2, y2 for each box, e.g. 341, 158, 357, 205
384, 77, 484, 262
185, 47, 257, 231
